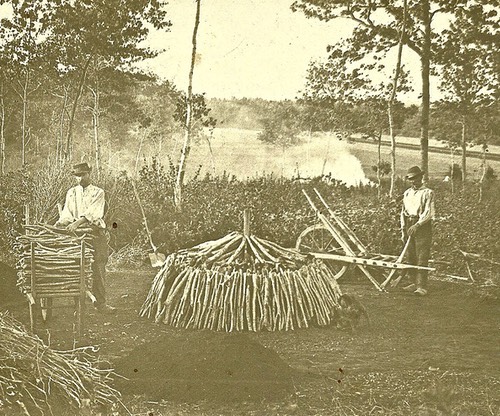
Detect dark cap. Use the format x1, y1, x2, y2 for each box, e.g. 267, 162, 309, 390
72, 162, 91, 176
406, 166, 424, 179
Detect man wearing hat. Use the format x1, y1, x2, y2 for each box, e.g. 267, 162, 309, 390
56, 162, 115, 313
400, 166, 435, 296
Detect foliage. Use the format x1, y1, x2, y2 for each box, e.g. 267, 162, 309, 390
300, 36, 411, 140
291, 0, 499, 176
0, 0, 172, 167
1, 162, 499, 295
484, 165, 497, 181
257, 100, 304, 149
372, 160, 392, 177
447, 163, 463, 181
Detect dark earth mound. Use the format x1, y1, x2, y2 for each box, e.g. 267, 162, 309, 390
113, 330, 296, 403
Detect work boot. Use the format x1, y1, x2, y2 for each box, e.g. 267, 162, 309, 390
414, 288, 428, 296
402, 283, 416, 292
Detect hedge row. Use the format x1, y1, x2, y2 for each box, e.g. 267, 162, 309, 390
1, 162, 498, 291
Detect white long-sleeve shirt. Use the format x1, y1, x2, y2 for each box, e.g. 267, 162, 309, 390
400, 185, 435, 230
58, 184, 106, 229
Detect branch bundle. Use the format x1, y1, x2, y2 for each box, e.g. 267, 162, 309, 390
0, 312, 120, 415
15, 224, 93, 295
140, 232, 344, 331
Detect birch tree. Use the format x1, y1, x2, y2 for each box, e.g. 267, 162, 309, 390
174, 0, 202, 211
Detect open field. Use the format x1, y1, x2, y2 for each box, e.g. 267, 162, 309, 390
2, 267, 499, 415
179, 128, 500, 184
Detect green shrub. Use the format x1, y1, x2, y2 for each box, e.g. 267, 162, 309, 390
1, 161, 498, 295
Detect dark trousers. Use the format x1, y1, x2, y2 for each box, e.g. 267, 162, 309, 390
91, 229, 109, 306
404, 218, 432, 289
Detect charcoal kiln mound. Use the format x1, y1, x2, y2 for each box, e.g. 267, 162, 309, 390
113, 330, 296, 403
141, 231, 345, 331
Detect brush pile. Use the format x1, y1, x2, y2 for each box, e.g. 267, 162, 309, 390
140, 232, 344, 331
0, 312, 120, 415
15, 224, 93, 295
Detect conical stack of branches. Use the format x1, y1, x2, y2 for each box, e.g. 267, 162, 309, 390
0, 312, 120, 415
15, 224, 94, 295
140, 232, 346, 331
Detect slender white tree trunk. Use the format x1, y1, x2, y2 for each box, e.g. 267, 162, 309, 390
90, 77, 101, 179
461, 119, 467, 183
0, 79, 5, 175
377, 131, 382, 199
20, 70, 29, 166
174, 0, 202, 211
479, 142, 487, 202
388, 0, 407, 197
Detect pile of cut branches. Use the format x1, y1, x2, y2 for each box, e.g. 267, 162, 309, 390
0, 312, 120, 415
15, 224, 93, 295
141, 232, 344, 331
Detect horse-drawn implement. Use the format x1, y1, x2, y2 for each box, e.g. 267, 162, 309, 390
296, 188, 434, 291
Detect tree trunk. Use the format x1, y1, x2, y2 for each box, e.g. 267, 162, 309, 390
420, 0, 431, 181
90, 77, 101, 180
174, 0, 201, 211
450, 147, 455, 195
65, 56, 92, 161
0, 79, 5, 175
461, 119, 467, 182
20, 69, 29, 166
388, 0, 407, 198
57, 87, 70, 165
377, 131, 382, 199
479, 143, 487, 202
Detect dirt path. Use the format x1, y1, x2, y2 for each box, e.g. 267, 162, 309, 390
4, 269, 499, 414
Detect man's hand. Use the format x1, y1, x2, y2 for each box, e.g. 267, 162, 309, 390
408, 224, 419, 236
66, 218, 87, 233
401, 233, 407, 243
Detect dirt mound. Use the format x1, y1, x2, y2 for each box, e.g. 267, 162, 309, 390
113, 330, 296, 403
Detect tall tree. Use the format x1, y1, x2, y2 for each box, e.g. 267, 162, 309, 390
292, 0, 487, 179
174, 0, 202, 211
387, 0, 408, 197
0, 1, 48, 166
434, 3, 499, 181
44, 0, 171, 161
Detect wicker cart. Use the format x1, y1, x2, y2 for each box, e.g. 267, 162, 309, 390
17, 224, 94, 337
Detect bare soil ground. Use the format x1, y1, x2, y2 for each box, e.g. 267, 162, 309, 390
3, 267, 499, 415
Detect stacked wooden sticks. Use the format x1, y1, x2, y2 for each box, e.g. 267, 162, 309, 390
16, 224, 94, 295
0, 312, 120, 413
140, 232, 344, 331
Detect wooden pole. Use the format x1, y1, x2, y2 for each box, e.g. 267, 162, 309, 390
243, 209, 250, 237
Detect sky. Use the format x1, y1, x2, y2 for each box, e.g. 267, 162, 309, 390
0, 0, 428, 102
137, 0, 424, 102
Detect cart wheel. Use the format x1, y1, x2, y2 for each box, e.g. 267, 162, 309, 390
296, 224, 348, 280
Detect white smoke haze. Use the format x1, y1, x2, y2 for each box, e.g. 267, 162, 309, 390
186, 128, 372, 187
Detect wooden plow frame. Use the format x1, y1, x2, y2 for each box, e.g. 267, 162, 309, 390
297, 188, 434, 292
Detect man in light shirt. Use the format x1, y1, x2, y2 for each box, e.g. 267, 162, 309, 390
400, 166, 435, 296
56, 162, 115, 313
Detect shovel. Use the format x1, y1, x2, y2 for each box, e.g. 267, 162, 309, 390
131, 181, 166, 267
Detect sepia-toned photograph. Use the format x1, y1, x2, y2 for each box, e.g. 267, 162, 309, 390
0, 1, 499, 415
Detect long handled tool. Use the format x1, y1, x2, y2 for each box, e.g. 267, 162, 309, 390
381, 236, 412, 289
131, 181, 165, 267
385, 236, 413, 288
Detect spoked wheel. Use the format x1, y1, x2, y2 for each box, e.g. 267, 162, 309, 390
296, 224, 348, 280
